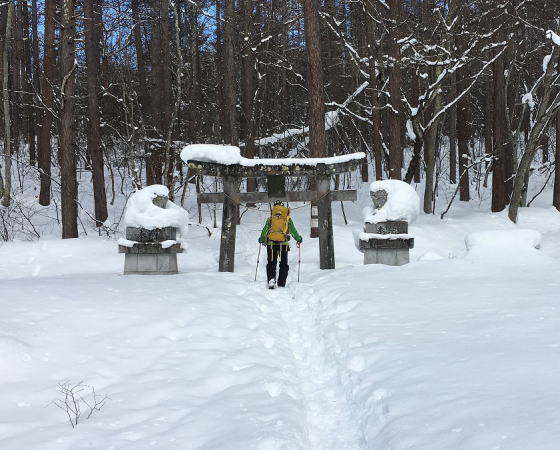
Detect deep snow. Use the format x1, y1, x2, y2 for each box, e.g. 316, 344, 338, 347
1, 178, 560, 450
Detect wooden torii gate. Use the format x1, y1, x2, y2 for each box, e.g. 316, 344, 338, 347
186, 154, 364, 272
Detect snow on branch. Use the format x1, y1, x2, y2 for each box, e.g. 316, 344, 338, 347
250, 110, 339, 148
424, 46, 508, 132
546, 30, 560, 46
250, 81, 369, 148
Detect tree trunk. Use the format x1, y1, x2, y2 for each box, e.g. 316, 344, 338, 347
365, 0, 383, 180
1, 1, 14, 207
449, 71, 458, 184
31, 0, 40, 135
554, 112, 560, 211
84, 0, 107, 225
38, 0, 56, 206
423, 128, 437, 213
60, 0, 78, 238
457, 90, 471, 201
302, 0, 326, 239
508, 45, 560, 223
542, 132, 549, 163
163, 0, 182, 193
409, 65, 421, 184
22, 0, 36, 166
301, 0, 326, 149
147, 0, 170, 185
11, 1, 22, 149
132, 0, 148, 116
483, 75, 493, 186
188, 0, 201, 134
404, 135, 423, 183
423, 65, 443, 214
223, 0, 238, 146
160, 0, 172, 182
387, 0, 402, 179
491, 11, 513, 212
241, 0, 256, 194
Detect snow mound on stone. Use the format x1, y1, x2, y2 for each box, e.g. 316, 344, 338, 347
181, 144, 243, 165
465, 229, 542, 262
123, 185, 189, 236
365, 180, 420, 224
181, 143, 365, 167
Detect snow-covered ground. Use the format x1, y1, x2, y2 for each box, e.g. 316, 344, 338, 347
1, 178, 560, 449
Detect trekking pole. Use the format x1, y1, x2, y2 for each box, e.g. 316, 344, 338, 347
254, 244, 262, 282
297, 243, 301, 283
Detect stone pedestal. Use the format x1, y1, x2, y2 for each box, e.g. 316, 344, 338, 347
119, 194, 183, 274
119, 226, 183, 274
358, 220, 414, 266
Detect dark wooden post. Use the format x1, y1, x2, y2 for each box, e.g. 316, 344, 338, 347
219, 177, 239, 272
316, 176, 335, 269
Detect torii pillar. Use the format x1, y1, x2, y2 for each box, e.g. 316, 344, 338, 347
219, 177, 239, 272
317, 176, 334, 269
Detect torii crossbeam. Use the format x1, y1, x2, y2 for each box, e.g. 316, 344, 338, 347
182, 146, 365, 272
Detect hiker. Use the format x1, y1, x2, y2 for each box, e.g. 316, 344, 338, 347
258, 201, 302, 289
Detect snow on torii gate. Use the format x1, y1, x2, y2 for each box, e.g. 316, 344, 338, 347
181, 145, 365, 272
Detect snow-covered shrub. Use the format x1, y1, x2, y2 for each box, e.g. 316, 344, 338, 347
365, 180, 420, 224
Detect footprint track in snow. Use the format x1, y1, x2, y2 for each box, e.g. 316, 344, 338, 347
258, 282, 365, 450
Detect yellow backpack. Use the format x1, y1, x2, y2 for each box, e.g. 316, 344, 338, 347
267, 204, 290, 242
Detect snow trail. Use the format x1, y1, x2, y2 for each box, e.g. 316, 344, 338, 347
251, 283, 365, 450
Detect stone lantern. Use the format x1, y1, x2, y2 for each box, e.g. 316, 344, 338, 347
358, 189, 414, 266
119, 194, 183, 274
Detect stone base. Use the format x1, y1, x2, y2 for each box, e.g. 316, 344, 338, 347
124, 253, 179, 275
364, 248, 410, 266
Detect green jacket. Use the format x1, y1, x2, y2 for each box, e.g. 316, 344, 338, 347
259, 217, 302, 246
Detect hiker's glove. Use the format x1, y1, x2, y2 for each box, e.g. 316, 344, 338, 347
297, 238, 302, 248
258, 238, 264, 245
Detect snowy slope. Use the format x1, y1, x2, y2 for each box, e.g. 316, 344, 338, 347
1, 180, 560, 449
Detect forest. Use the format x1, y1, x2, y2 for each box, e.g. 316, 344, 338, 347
1, 0, 560, 239
3, 2, 560, 447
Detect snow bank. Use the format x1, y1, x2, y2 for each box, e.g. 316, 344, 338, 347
123, 185, 189, 236
465, 229, 543, 262
181, 144, 365, 167
365, 179, 420, 224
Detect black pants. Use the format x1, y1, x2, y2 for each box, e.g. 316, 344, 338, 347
266, 244, 289, 287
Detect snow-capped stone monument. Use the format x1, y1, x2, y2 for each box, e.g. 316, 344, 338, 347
358, 180, 419, 266
118, 185, 188, 274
